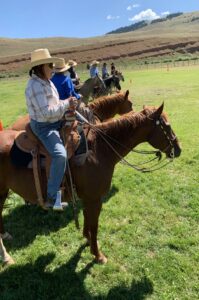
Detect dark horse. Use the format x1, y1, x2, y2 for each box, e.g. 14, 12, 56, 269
93, 74, 124, 98
10, 91, 133, 131
94, 75, 121, 97
0, 104, 181, 265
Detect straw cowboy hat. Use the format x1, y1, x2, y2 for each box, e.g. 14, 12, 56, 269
90, 60, 100, 66
67, 59, 77, 67
30, 48, 60, 68
54, 58, 70, 73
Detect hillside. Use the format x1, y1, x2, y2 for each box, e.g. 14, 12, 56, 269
106, 13, 183, 34
0, 11, 199, 74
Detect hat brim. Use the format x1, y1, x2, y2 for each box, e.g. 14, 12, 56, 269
69, 61, 77, 67
30, 57, 60, 68
91, 61, 99, 66
54, 64, 70, 73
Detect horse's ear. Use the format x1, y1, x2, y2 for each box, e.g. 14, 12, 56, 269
124, 90, 129, 99
154, 102, 164, 118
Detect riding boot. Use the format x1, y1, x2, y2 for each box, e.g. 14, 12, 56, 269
45, 190, 68, 211
53, 190, 68, 211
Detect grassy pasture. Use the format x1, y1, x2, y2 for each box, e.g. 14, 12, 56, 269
0, 67, 198, 299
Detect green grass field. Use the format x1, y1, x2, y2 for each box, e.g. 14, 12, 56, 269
0, 67, 198, 300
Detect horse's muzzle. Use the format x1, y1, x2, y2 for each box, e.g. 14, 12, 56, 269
167, 144, 181, 158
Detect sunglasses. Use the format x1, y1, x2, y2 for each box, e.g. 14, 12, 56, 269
48, 63, 54, 69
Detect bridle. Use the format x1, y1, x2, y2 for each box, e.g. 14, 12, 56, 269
148, 116, 178, 160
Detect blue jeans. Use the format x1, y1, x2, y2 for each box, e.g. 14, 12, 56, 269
30, 119, 67, 200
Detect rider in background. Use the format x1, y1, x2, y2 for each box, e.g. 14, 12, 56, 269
25, 49, 78, 211
111, 62, 116, 75
102, 62, 109, 79
51, 58, 81, 101
67, 60, 80, 86
89, 60, 100, 78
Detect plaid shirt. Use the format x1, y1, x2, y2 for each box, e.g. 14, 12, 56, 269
25, 74, 70, 123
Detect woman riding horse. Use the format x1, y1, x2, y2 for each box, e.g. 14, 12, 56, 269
25, 48, 78, 211
0, 104, 181, 265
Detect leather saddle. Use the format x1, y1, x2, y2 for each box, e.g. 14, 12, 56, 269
15, 122, 80, 160
14, 121, 81, 208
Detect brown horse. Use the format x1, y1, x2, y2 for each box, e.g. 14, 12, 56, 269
10, 91, 133, 131
88, 90, 132, 121
0, 104, 181, 265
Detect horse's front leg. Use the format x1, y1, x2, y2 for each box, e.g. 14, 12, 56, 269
0, 189, 12, 240
83, 200, 107, 264
83, 209, 91, 245
0, 237, 14, 265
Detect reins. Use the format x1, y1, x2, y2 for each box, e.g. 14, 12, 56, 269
76, 111, 175, 173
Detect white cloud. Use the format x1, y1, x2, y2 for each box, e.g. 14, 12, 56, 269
129, 9, 160, 22
127, 4, 140, 11
161, 11, 170, 16
106, 15, 120, 20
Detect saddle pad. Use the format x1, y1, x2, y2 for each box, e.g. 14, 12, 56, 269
0, 130, 21, 153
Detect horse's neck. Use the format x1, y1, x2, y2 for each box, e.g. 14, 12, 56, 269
81, 79, 93, 97
95, 113, 150, 163
91, 97, 121, 120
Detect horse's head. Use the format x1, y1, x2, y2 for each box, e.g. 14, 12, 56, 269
113, 75, 121, 90
118, 90, 133, 115
144, 103, 181, 158
116, 71, 125, 82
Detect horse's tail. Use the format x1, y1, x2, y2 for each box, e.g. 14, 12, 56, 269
0, 120, 3, 131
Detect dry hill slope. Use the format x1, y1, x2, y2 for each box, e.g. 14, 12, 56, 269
0, 11, 199, 73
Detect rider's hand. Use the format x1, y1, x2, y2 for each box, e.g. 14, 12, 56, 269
68, 97, 78, 110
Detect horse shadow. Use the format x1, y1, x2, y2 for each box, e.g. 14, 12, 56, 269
3, 200, 81, 252
3, 184, 119, 252
0, 244, 153, 300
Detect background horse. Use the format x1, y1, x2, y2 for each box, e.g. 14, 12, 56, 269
88, 90, 132, 121
10, 91, 133, 130
77, 76, 105, 104
94, 73, 124, 97
0, 104, 181, 265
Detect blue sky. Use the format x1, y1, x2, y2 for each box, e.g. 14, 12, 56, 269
0, 0, 198, 38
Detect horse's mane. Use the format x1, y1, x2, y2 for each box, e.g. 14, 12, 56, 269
90, 110, 146, 144
88, 92, 126, 112
88, 106, 167, 152
84, 78, 92, 84
93, 106, 164, 138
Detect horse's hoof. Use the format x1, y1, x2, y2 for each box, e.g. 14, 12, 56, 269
1, 232, 13, 240
96, 254, 108, 264
3, 257, 15, 266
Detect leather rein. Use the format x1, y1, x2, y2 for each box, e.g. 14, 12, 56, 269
76, 111, 177, 173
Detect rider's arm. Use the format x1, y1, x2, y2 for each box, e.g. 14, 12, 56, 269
66, 77, 81, 100
26, 79, 71, 122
